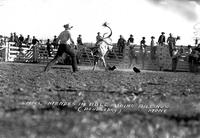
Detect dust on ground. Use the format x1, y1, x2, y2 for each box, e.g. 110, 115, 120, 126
0, 63, 200, 138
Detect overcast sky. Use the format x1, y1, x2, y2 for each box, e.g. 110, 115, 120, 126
0, 0, 200, 45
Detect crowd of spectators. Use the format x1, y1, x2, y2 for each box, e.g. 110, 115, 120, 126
8, 33, 40, 48
188, 44, 200, 72
0, 31, 199, 72
113, 32, 199, 72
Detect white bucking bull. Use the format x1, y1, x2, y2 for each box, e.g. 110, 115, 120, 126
90, 22, 113, 71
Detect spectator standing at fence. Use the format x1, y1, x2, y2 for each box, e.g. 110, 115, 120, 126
32, 36, 39, 63
44, 23, 78, 72
13, 33, 19, 44
46, 39, 52, 57
127, 34, 134, 45
188, 46, 199, 73
24, 35, 30, 44
150, 36, 157, 61
195, 44, 200, 66
188, 45, 194, 72
158, 32, 165, 46
19, 34, 24, 44
77, 34, 83, 46
19, 34, 24, 43
96, 32, 103, 42
117, 35, 126, 53
13, 33, 20, 49
127, 34, 137, 67
76, 34, 83, 49
140, 37, 147, 69
18, 34, 24, 51
140, 37, 147, 54
76, 34, 83, 64
51, 35, 58, 49
9, 33, 14, 42
195, 44, 200, 60
179, 45, 184, 55
171, 46, 180, 72
167, 33, 176, 57
32, 36, 39, 45
0, 39, 4, 46
24, 35, 31, 47
90, 32, 103, 56
195, 38, 198, 46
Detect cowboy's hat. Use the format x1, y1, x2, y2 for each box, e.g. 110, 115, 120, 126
151, 36, 155, 39
63, 24, 73, 29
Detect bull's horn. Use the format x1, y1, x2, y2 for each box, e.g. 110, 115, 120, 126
102, 22, 108, 27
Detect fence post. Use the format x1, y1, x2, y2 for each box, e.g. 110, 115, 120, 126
33, 45, 38, 63
6, 42, 10, 61
5, 46, 8, 61
0, 43, 7, 61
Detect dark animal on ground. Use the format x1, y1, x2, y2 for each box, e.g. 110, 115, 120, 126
108, 65, 117, 71
133, 67, 141, 73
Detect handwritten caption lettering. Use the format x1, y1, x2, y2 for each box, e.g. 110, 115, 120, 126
20, 101, 169, 114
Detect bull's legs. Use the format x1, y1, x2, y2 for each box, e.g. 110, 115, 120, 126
101, 57, 108, 70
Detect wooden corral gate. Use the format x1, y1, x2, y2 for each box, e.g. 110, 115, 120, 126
0, 42, 197, 72
0, 42, 57, 63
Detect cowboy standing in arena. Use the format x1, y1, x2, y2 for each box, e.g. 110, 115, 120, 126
44, 24, 79, 72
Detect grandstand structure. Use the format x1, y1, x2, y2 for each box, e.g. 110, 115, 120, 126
0, 41, 195, 72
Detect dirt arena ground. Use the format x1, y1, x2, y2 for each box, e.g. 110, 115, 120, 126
0, 62, 200, 138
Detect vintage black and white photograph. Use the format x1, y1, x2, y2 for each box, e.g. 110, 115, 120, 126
0, 0, 200, 138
